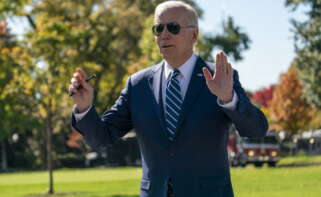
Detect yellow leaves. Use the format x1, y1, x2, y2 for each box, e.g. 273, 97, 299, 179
51, 98, 57, 110
11, 46, 22, 55
66, 49, 77, 56
128, 57, 148, 75
1, 46, 33, 72
12, 47, 29, 62
39, 106, 48, 118
39, 83, 49, 94
1, 47, 10, 55
23, 80, 34, 95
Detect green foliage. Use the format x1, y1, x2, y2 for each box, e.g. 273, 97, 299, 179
196, 16, 251, 62
26, 0, 154, 110
0, 21, 38, 140
286, 0, 321, 108
0, 0, 31, 17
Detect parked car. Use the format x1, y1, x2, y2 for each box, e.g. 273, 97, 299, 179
228, 131, 280, 167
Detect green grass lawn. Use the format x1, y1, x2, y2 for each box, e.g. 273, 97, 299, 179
278, 154, 321, 167
1, 156, 321, 197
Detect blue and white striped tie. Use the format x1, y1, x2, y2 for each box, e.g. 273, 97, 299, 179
165, 69, 182, 141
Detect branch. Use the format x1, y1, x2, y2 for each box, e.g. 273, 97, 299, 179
26, 14, 37, 30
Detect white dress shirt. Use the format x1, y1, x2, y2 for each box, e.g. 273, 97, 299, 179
161, 53, 197, 108
74, 53, 238, 121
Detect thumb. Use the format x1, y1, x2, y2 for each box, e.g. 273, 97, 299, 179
202, 67, 213, 83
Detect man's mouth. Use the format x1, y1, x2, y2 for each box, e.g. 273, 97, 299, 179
161, 45, 174, 48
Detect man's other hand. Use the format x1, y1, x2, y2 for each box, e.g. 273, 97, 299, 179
69, 68, 94, 113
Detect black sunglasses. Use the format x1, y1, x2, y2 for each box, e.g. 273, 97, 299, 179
152, 22, 196, 36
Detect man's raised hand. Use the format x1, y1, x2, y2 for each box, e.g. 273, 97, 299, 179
202, 52, 234, 103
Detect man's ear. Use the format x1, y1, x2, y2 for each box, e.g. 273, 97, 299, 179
192, 28, 199, 43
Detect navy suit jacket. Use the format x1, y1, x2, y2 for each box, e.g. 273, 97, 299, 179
72, 57, 268, 197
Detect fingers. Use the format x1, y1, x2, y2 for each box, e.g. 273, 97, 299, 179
76, 67, 87, 79
227, 63, 233, 77
215, 51, 232, 76
222, 53, 228, 74
68, 83, 78, 96
70, 76, 79, 87
218, 51, 227, 74
72, 67, 87, 85
215, 52, 223, 76
215, 52, 221, 73
69, 68, 88, 96
70, 73, 82, 92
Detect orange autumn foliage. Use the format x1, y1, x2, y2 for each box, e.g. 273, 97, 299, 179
66, 129, 84, 149
269, 68, 313, 136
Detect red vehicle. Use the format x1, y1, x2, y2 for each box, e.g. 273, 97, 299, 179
228, 131, 280, 167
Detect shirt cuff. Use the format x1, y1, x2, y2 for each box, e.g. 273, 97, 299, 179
217, 91, 238, 110
73, 105, 92, 122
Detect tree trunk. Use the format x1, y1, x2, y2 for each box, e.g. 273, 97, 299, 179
1, 140, 8, 171
47, 125, 54, 194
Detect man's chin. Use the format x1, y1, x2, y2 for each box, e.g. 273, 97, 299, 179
160, 52, 174, 61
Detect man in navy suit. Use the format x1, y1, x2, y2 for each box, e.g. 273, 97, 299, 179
69, 1, 268, 197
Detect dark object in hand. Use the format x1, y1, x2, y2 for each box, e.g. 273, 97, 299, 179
69, 74, 96, 96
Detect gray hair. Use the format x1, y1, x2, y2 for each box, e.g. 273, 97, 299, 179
154, 1, 199, 27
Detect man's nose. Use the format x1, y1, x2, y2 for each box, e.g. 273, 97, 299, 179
160, 27, 171, 39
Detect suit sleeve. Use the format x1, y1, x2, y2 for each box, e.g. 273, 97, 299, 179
71, 77, 133, 149
220, 70, 269, 137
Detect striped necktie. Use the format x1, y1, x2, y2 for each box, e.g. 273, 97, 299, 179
165, 68, 182, 141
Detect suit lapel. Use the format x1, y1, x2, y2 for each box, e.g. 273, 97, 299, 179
147, 62, 170, 145
174, 57, 208, 140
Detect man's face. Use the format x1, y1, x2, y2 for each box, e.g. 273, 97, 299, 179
154, 8, 197, 63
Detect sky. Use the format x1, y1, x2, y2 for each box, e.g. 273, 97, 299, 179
8, 0, 307, 92
195, 0, 307, 91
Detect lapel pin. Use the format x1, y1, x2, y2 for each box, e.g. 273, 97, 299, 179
196, 73, 203, 77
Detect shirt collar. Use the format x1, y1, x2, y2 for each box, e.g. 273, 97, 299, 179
164, 53, 197, 80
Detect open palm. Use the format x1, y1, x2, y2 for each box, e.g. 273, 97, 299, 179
202, 52, 234, 103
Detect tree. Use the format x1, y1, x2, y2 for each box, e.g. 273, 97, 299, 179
285, 0, 321, 108
196, 16, 251, 62
269, 67, 313, 136
308, 109, 321, 129
251, 85, 275, 108
251, 85, 275, 128
0, 21, 37, 171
